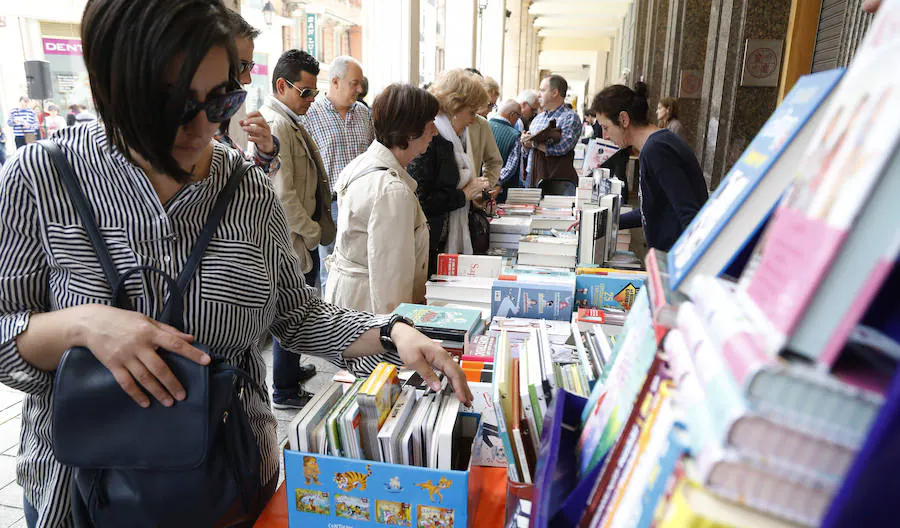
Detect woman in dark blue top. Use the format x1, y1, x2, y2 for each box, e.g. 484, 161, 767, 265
589, 83, 708, 252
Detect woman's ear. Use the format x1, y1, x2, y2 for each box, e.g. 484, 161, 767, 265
618, 110, 631, 129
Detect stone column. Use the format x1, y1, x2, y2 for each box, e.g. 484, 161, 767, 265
696, 0, 791, 188
668, 0, 712, 150
503, 0, 523, 98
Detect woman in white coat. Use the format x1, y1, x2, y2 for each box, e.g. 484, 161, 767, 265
325, 84, 439, 313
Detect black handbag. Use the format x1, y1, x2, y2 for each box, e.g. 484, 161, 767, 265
38, 140, 268, 527
468, 190, 494, 255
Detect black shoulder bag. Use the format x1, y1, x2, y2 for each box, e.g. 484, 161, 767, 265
39, 140, 267, 527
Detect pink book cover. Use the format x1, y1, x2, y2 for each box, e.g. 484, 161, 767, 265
740, 15, 900, 344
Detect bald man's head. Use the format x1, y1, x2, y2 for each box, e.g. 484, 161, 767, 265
497, 99, 521, 126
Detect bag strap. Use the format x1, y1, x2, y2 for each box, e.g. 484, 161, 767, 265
39, 139, 253, 331
38, 140, 132, 311
339, 166, 389, 195
159, 160, 252, 329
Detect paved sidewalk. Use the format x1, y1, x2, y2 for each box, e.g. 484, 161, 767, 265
0, 342, 339, 527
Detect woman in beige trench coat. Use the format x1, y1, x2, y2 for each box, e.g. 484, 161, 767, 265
325, 84, 440, 313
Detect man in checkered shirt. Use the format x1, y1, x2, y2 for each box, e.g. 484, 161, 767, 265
302, 56, 374, 293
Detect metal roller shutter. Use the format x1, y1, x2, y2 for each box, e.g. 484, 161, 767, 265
811, 0, 873, 72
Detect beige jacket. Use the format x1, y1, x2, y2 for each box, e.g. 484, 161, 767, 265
467, 115, 503, 186
323, 141, 429, 314
260, 97, 336, 273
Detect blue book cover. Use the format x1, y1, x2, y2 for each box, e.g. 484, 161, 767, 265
491, 280, 575, 321
667, 69, 845, 290
392, 303, 481, 336
575, 274, 646, 311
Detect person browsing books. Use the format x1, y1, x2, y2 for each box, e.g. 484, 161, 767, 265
407, 69, 493, 276
324, 84, 438, 313
0, 1, 471, 525
590, 82, 708, 252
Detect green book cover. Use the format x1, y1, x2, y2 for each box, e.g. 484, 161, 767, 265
393, 303, 481, 335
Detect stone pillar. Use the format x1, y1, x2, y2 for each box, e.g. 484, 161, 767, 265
641, 0, 671, 119
696, 0, 791, 188
667, 0, 712, 150
503, 0, 523, 98
630, 0, 651, 84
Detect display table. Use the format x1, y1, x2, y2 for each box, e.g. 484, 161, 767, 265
254, 466, 509, 527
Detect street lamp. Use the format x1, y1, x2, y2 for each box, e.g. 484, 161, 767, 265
262, 1, 276, 26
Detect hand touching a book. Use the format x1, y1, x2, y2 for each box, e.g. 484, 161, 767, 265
391, 323, 473, 405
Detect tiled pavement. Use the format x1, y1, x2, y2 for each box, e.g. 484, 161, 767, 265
0, 341, 337, 527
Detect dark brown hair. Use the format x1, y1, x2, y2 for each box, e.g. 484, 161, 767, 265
659, 97, 679, 127
373, 84, 439, 150
590, 82, 650, 127
82, 0, 237, 181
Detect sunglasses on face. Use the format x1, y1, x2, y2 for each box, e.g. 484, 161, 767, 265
181, 89, 247, 125
285, 79, 319, 99
239, 60, 256, 75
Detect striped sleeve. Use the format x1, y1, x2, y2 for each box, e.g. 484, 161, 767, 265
0, 160, 54, 394
267, 207, 400, 377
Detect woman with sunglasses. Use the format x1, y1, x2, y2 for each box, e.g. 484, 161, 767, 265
0, 1, 471, 526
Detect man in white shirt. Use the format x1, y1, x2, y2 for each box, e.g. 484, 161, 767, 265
302, 56, 374, 294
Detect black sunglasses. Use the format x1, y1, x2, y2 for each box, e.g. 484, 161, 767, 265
239, 60, 255, 75
181, 89, 247, 125
285, 79, 320, 99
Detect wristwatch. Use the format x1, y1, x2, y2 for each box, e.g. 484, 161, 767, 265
380, 314, 414, 351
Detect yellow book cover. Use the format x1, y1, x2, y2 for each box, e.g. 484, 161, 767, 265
658, 481, 804, 528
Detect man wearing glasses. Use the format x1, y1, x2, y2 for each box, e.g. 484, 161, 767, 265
260, 49, 336, 409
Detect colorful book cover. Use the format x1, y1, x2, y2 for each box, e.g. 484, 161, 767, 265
491, 281, 575, 322
737, 22, 900, 349
575, 274, 646, 311
393, 303, 481, 336
462, 335, 497, 362
667, 68, 846, 290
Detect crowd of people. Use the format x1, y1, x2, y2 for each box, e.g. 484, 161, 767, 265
0, 0, 709, 525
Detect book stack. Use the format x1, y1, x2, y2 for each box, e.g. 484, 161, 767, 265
532, 207, 578, 231
576, 176, 593, 210
424, 275, 494, 317
506, 188, 542, 206
495, 203, 537, 216
436, 253, 503, 278
517, 234, 579, 269
392, 303, 484, 357
489, 215, 533, 252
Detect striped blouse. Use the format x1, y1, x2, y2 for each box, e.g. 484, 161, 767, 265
0, 122, 397, 527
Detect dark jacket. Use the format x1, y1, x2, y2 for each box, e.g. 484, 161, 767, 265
407, 134, 467, 275
619, 129, 708, 251
489, 117, 520, 164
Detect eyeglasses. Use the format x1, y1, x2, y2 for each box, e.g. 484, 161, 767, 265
239, 60, 256, 75
181, 89, 247, 125
285, 79, 319, 99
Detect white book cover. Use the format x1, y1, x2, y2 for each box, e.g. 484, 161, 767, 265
293, 384, 343, 452
517, 252, 578, 269
437, 254, 503, 278
377, 387, 417, 464
339, 400, 362, 459
437, 395, 462, 470
490, 216, 533, 234
400, 396, 428, 465
425, 275, 495, 303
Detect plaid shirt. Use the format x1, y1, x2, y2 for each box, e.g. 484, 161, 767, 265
525, 104, 583, 178
301, 98, 374, 190
214, 131, 281, 177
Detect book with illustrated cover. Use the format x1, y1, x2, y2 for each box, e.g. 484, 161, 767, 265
357, 363, 401, 462
575, 273, 646, 312
325, 380, 363, 458
491, 280, 576, 322
376, 386, 417, 464
737, 19, 900, 356
462, 334, 497, 363
392, 302, 482, 342
667, 69, 845, 292
656, 481, 806, 528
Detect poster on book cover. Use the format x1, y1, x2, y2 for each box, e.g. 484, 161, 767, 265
668, 68, 844, 289
738, 2, 900, 341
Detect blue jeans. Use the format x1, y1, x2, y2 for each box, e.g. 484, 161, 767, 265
318, 201, 339, 294
24, 495, 38, 528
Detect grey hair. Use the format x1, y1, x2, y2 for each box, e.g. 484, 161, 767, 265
497, 99, 520, 117
516, 89, 538, 107
330, 55, 363, 81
